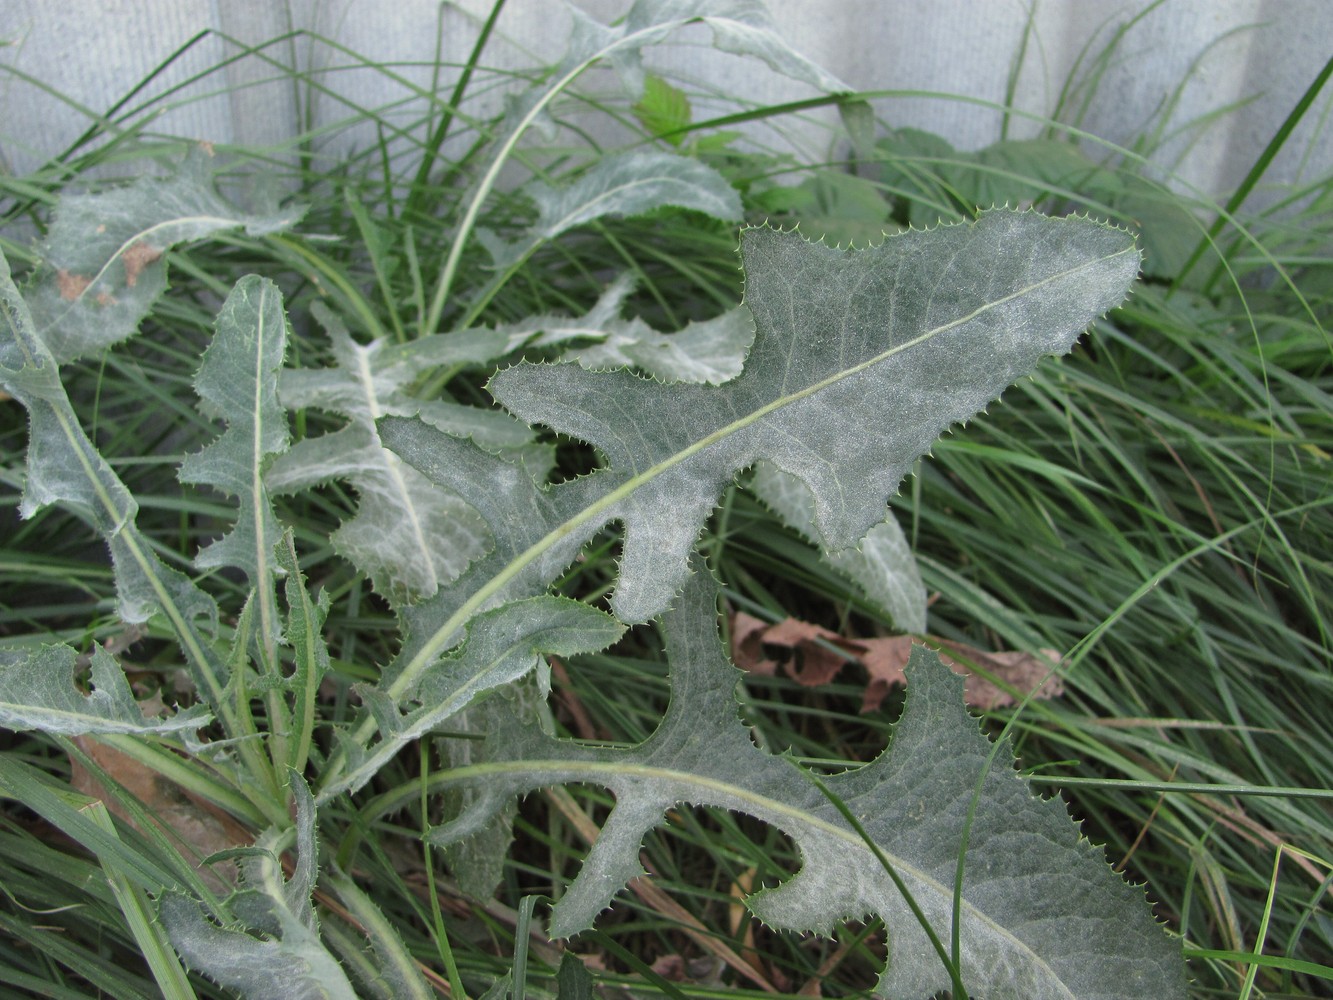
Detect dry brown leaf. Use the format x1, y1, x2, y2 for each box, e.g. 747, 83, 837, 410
68, 693, 252, 892
862, 638, 1064, 712
731, 611, 778, 675
760, 617, 848, 685
730, 614, 1064, 713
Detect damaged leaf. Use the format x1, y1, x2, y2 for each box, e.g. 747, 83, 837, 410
25, 149, 303, 363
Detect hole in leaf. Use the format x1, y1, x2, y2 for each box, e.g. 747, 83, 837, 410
547, 431, 601, 484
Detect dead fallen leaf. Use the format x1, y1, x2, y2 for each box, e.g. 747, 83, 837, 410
760, 617, 847, 686
729, 613, 1064, 713
121, 241, 163, 287
861, 637, 1064, 712
67, 688, 252, 892
731, 612, 777, 675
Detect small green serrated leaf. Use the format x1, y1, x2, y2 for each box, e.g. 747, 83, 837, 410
633, 74, 692, 145
556, 951, 595, 1000
179, 275, 290, 589
161, 777, 357, 1000
277, 532, 330, 776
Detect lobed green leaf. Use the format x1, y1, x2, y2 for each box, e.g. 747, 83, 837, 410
431, 566, 1185, 1000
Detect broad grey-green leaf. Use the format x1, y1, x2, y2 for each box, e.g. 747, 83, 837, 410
178, 276, 289, 589
357, 210, 1138, 791
487, 153, 742, 270
751, 461, 927, 632
323, 596, 623, 799
267, 304, 496, 605
486, 211, 1139, 623
161, 777, 356, 1000
0, 645, 210, 736
26, 150, 304, 363
0, 250, 226, 706
431, 567, 1185, 999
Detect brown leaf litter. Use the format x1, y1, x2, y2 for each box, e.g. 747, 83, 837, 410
731, 612, 1064, 713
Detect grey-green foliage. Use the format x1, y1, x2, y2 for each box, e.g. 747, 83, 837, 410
482, 213, 1139, 624
431, 566, 1186, 1000
334, 597, 625, 799
751, 460, 927, 632
160, 778, 358, 1000
24, 149, 303, 364
0, 645, 210, 736
365, 211, 1182, 998
269, 277, 755, 608
0, 250, 229, 709
267, 304, 508, 605
483, 152, 743, 269
346, 211, 1137, 779
0, 2, 1187, 989
553, 273, 756, 384
179, 276, 290, 591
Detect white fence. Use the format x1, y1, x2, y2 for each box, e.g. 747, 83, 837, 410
1, 0, 1329, 206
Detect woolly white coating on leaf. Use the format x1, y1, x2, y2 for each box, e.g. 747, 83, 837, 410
0, 251, 221, 653
267, 303, 495, 606
751, 460, 927, 632
361, 208, 1137, 806
486, 211, 1140, 622
320, 596, 625, 800
178, 276, 290, 589
160, 777, 357, 1000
